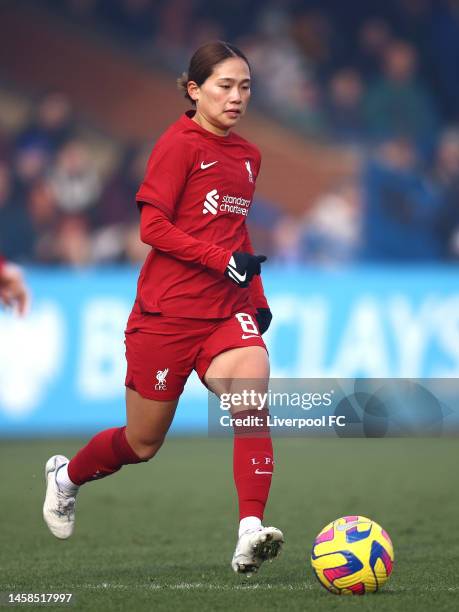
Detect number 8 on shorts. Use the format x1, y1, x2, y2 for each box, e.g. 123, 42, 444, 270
235, 313, 259, 335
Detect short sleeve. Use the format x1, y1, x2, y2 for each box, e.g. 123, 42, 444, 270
136, 134, 193, 219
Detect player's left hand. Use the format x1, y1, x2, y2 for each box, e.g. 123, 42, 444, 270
256, 307, 272, 335
0, 262, 31, 316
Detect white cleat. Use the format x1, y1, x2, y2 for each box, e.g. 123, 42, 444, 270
43, 455, 76, 540
231, 526, 284, 575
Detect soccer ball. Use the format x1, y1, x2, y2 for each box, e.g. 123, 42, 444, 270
311, 515, 394, 595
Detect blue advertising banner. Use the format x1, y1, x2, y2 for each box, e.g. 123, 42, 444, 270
1, 266, 459, 436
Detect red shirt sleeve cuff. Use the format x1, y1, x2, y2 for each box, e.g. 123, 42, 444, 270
136, 197, 174, 220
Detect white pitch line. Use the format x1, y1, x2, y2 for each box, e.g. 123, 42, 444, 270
79, 583, 314, 591
36, 583, 459, 593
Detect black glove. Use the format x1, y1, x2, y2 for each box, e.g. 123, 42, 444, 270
225, 252, 267, 288
256, 307, 272, 335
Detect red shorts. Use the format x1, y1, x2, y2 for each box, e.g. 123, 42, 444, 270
125, 309, 267, 400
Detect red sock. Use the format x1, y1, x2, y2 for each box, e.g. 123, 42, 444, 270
67, 426, 144, 486
233, 409, 273, 521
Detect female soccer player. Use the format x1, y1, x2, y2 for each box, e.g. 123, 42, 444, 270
43, 41, 283, 574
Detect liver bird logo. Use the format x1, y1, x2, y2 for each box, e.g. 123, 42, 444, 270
155, 368, 169, 390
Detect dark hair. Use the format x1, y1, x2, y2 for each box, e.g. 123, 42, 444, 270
177, 41, 251, 105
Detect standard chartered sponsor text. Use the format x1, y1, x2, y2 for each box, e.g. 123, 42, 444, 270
220, 194, 251, 216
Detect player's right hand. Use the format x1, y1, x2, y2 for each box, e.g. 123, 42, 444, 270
224, 252, 267, 288
0, 262, 30, 316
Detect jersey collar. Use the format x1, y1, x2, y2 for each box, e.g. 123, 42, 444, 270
180, 110, 236, 143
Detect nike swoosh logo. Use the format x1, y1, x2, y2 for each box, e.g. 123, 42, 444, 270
227, 268, 247, 283
201, 161, 218, 169
255, 469, 273, 475
335, 521, 371, 531
242, 334, 259, 339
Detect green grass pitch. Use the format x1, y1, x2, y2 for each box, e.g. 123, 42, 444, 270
0, 437, 458, 611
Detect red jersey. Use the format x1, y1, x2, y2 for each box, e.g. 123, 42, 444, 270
133, 110, 268, 318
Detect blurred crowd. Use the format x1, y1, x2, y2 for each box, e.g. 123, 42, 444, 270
1, 0, 459, 266
0, 92, 152, 266
272, 130, 459, 265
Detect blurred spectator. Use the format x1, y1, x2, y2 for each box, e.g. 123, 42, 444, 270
356, 18, 393, 79
363, 41, 438, 157
244, 27, 326, 136
54, 215, 92, 267
272, 216, 303, 265
95, 143, 149, 228
0, 162, 31, 261
92, 220, 149, 264
1, 176, 58, 263
394, 0, 434, 64
361, 137, 443, 261
16, 93, 74, 155
279, 79, 327, 138
49, 140, 101, 217
301, 181, 361, 265
13, 140, 50, 202
432, 127, 459, 259
245, 33, 312, 111
248, 198, 283, 259
326, 68, 366, 144
433, 127, 459, 187
290, 9, 335, 69
242, 1, 319, 125
92, 224, 127, 263
26, 179, 59, 263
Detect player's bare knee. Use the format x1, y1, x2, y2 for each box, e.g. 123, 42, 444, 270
205, 346, 269, 392
132, 437, 165, 461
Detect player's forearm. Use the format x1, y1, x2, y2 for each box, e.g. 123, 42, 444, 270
140, 204, 231, 273
240, 227, 269, 309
